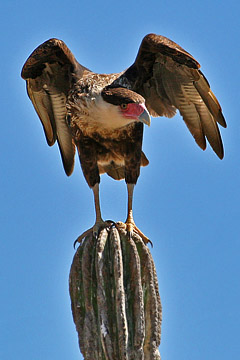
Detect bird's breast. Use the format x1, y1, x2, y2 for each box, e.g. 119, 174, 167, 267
71, 115, 136, 142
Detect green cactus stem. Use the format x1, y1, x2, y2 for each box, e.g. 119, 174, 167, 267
69, 226, 162, 360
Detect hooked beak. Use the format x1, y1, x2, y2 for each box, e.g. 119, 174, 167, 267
138, 108, 151, 127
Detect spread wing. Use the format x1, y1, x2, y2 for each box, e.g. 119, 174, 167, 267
122, 34, 226, 158
21, 38, 88, 175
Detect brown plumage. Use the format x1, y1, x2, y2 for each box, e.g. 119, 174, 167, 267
21, 34, 226, 243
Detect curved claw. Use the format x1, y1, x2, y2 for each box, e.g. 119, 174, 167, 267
132, 225, 153, 247
116, 221, 152, 246
73, 220, 115, 248
74, 227, 94, 248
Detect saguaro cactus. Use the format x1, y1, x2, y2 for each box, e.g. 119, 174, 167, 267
69, 226, 162, 360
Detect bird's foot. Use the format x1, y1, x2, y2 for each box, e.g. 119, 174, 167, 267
116, 220, 152, 246
74, 220, 114, 247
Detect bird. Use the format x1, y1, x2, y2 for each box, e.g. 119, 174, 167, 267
21, 33, 226, 244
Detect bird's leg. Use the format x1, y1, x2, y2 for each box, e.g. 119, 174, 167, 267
75, 183, 107, 245
92, 183, 105, 237
117, 183, 151, 245
125, 183, 135, 236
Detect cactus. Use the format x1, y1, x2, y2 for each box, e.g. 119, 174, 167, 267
69, 226, 162, 360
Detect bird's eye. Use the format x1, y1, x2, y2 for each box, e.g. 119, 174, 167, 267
120, 103, 128, 110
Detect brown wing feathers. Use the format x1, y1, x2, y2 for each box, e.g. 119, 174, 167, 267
21, 38, 78, 80
125, 34, 226, 159
194, 71, 226, 128
21, 39, 79, 175
25, 81, 56, 146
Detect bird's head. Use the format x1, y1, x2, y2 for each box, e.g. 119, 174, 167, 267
101, 87, 151, 128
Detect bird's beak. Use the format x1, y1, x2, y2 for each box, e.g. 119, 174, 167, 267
138, 108, 151, 127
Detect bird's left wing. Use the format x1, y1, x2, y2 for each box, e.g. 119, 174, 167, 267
21, 38, 88, 175
121, 34, 226, 159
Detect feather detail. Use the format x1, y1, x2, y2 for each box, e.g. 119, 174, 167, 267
46, 88, 75, 175
26, 80, 56, 145
194, 72, 226, 128
120, 33, 226, 158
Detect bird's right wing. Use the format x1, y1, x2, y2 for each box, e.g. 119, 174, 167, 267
21, 38, 88, 175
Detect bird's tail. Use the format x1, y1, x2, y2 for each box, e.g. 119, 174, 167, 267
98, 151, 149, 181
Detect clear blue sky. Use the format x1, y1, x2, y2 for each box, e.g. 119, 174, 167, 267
1, 1, 239, 359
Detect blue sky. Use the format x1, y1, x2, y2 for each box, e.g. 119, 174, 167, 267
1, 1, 239, 359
